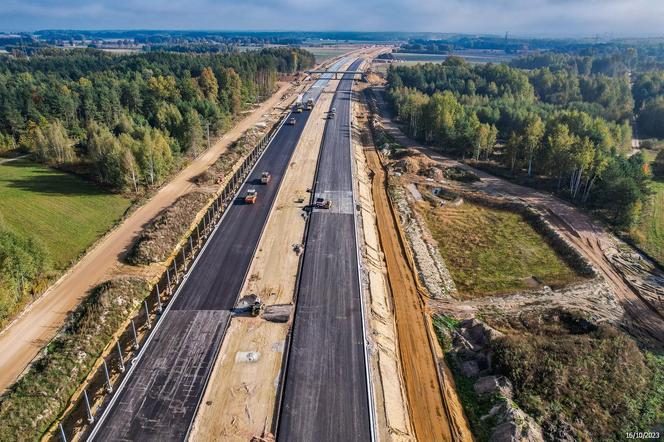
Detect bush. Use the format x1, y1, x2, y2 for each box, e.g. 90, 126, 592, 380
0, 227, 49, 325
443, 166, 480, 183
491, 312, 663, 441
0, 277, 149, 441
652, 149, 664, 179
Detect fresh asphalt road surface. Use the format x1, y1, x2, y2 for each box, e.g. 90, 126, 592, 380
90, 58, 348, 441
277, 59, 372, 442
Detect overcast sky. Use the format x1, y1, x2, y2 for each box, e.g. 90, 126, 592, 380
2, 0, 663, 37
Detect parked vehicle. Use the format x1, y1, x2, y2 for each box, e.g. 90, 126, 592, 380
237, 294, 263, 316
314, 197, 331, 209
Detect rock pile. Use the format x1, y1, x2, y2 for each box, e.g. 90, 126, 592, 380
448, 318, 545, 442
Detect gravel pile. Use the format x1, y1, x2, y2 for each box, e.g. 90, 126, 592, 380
126, 191, 211, 265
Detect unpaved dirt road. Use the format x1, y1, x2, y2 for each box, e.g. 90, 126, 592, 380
353, 89, 415, 441
372, 87, 664, 350
365, 147, 472, 441
0, 81, 303, 392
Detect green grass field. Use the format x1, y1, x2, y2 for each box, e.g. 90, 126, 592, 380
373, 60, 429, 74
420, 201, 580, 297
633, 180, 664, 266
0, 160, 131, 269
304, 46, 351, 63
374, 51, 517, 73
396, 51, 516, 64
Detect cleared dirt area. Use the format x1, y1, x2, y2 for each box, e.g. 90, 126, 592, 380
0, 80, 304, 393
359, 82, 475, 440
463, 166, 664, 349
365, 147, 472, 441
352, 93, 414, 440
354, 59, 472, 441
189, 56, 356, 441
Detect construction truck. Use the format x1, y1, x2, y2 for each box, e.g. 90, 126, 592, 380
294, 94, 304, 113
237, 294, 263, 316
305, 97, 314, 110
245, 189, 257, 204
250, 297, 263, 316
261, 172, 271, 184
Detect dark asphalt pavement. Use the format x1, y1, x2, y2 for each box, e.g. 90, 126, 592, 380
277, 59, 373, 442
89, 60, 347, 441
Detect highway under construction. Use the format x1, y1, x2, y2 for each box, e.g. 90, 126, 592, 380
86, 56, 377, 441
276, 58, 374, 441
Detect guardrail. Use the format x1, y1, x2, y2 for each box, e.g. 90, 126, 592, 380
347, 65, 378, 442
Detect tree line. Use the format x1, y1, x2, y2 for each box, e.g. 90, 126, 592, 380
509, 50, 664, 139
387, 58, 650, 228
388, 57, 633, 124
633, 71, 664, 138
0, 47, 314, 326
509, 43, 664, 73
0, 47, 315, 191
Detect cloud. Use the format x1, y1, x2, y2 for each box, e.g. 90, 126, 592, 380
1, 0, 662, 36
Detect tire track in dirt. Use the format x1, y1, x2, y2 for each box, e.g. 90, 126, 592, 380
365, 148, 472, 442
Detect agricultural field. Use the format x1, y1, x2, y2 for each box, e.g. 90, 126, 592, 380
373, 50, 516, 73
372, 60, 429, 74
302, 46, 353, 63
396, 50, 516, 64
632, 179, 664, 266
420, 201, 580, 297
0, 159, 131, 270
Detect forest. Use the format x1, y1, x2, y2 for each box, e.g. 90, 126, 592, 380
0, 47, 314, 323
507, 51, 664, 140
386, 57, 651, 228
0, 47, 314, 188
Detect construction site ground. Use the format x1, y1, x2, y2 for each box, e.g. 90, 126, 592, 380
188, 56, 357, 441
369, 84, 664, 351
356, 82, 473, 441
351, 82, 414, 441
